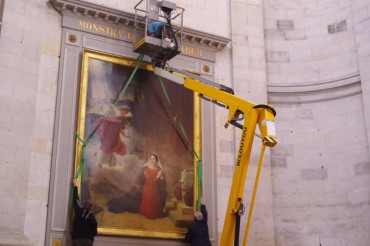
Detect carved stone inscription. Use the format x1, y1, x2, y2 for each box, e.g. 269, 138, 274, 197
79, 20, 123, 39
77, 19, 204, 59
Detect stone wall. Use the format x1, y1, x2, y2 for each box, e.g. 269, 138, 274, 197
264, 0, 370, 245
0, 0, 61, 245
352, 0, 370, 161
264, 0, 358, 84
81, 0, 231, 37
272, 95, 370, 246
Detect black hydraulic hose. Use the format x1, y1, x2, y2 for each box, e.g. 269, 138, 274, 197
253, 104, 277, 117
155, 17, 179, 67
234, 212, 241, 246
234, 198, 245, 246
166, 17, 179, 49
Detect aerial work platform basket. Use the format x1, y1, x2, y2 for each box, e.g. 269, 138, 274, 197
133, 0, 184, 67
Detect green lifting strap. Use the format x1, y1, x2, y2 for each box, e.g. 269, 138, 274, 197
158, 77, 203, 211
69, 54, 144, 217
197, 159, 203, 211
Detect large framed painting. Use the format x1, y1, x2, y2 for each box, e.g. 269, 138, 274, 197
74, 50, 201, 239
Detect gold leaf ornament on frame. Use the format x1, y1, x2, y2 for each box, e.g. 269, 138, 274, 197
52, 238, 62, 246
202, 64, 210, 73
69, 34, 77, 43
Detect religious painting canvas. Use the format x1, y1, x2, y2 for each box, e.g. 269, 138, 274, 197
74, 50, 201, 239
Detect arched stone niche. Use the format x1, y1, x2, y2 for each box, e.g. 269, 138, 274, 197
47, 0, 230, 245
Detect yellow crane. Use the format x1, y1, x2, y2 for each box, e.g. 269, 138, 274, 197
133, 1, 277, 245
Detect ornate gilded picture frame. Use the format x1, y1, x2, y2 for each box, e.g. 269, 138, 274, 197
74, 50, 201, 239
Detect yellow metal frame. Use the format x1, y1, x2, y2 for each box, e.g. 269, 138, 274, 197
157, 68, 277, 246
184, 76, 277, 246
134, 37, 146, 50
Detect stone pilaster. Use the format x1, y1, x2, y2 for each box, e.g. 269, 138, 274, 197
352, 0, 370, 160
227, 0, 275, 245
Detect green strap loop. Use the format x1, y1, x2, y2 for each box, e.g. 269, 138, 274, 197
69, 136, 85, 217
157, 76, 203, 211
197, 159, 203, 211
75, 135, 85, 180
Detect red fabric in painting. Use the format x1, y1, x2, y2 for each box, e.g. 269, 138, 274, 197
138, 167, 166, 219
94, 116, 127, 155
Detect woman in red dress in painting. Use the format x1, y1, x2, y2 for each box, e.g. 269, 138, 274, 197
138, 153, 166, 219
106, 153, 166, 218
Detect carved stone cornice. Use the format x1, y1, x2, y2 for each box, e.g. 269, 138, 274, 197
267, 73, 362, 104
50, 0, 230, 50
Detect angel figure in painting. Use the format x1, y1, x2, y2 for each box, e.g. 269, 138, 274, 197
106, 153, 167, 219
93, 98, 134, 167
81, 97, 137, 205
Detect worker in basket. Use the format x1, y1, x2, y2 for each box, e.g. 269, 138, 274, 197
148, 21, 173, 41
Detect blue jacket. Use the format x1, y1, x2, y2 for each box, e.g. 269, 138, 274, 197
185, 205, 211, 246
148, 22, 164, 35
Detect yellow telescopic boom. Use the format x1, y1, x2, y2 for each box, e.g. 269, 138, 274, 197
154, 67, 277, 246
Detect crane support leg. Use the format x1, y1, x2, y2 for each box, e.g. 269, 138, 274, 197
243, 144, 266, 246
220, 109, 259, 245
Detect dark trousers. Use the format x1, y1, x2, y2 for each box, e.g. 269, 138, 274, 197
72, 239, 93, 246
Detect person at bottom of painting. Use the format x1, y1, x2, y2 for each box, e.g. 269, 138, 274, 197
71, 178, 98, 246
184, 196, 211, 246
138, 153, 166, 219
